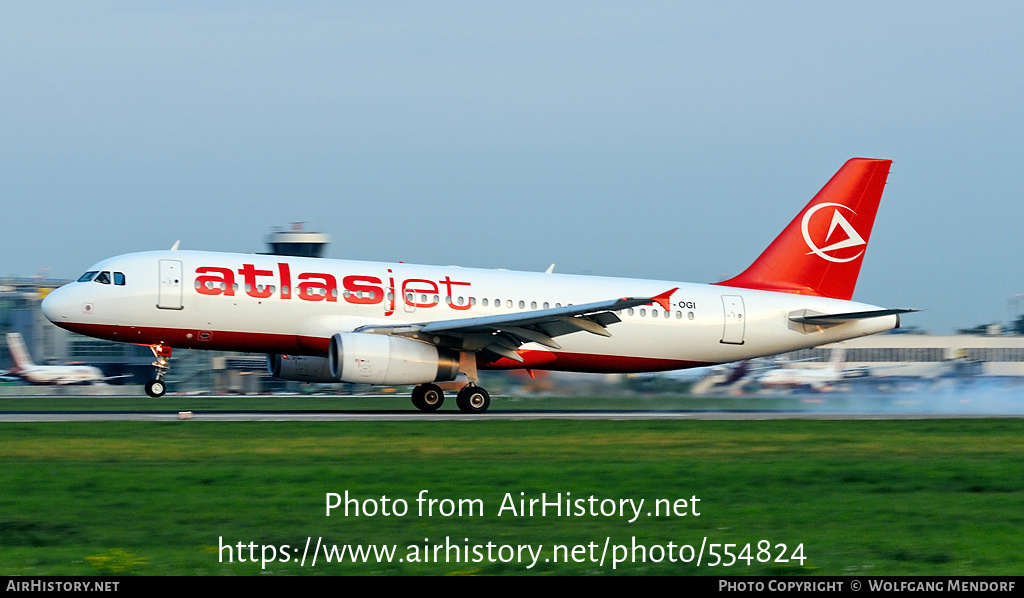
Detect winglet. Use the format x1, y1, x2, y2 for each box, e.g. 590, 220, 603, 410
649, 288, 678, 311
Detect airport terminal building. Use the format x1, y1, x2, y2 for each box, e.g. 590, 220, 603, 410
778, 330, 1024, 379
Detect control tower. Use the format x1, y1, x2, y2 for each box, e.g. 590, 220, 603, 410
264, 223, 330, 258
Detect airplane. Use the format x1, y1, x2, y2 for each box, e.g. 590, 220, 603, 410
756, 346, 865, 391
2, 332, 125, 385
40, 158, 915, 412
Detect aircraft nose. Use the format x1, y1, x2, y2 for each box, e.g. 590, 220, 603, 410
41, 285, 73, 324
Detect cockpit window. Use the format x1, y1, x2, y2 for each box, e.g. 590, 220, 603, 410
94, 271, 111, 285
114, 272, 126, 286
78, 271, 98, 282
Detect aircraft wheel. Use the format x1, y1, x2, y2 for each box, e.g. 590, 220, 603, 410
145, 380, 166, 398
456, 385, 490, 414
411, 384, 444, 411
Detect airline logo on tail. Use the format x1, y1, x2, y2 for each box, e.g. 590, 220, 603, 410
716, 157, 891, 300
801, 203, 867, 263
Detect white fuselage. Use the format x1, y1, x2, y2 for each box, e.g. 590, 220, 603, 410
758, 368, 844, 388
16, 365, 107, 385
41, 250, 899, 373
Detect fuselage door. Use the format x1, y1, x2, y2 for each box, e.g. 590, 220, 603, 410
720, 295, 745, 345
158, 259, 184, 310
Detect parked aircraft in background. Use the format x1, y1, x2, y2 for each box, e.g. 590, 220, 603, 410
2, 332, 125, 385
41, 158, 914, 412
757, 346, 867, 390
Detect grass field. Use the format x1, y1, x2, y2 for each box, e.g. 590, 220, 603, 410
0, 412, 1021, 575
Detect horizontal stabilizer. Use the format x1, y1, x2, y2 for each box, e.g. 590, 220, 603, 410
789, 308, 919, 325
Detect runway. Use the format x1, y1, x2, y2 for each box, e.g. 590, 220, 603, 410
2, 410, 1021, 422
3, 389, 1023, 421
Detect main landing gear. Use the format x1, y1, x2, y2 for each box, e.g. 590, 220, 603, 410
456, 385, 490, 413
410, 383, 491, 414
411, 383, 444, 411
144, 344, 172, 398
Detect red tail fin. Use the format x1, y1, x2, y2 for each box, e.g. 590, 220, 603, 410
714, 158, 892, 300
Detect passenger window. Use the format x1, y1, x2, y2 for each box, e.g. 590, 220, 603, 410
94, 271, 111, 285
114, 272, 126, 286
78, 271, 98, 282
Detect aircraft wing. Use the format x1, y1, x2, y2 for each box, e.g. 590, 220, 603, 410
355, 288, 677, 362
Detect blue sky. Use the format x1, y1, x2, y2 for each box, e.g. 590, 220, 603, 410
2, 2, 1023, 333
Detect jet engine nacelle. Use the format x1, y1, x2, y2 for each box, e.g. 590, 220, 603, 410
267, 353, 335, 383
329, 333, 460, 385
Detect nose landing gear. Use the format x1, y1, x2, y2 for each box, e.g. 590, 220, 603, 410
144, 344, 172, 398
